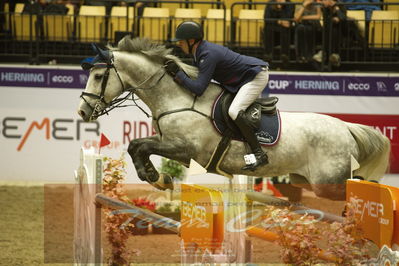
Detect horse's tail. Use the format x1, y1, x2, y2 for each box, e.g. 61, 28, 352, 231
346, 122, 391, 181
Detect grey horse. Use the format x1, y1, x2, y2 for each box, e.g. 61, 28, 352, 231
78, 37, 390, 201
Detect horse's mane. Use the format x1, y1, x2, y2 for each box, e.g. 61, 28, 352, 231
110, 36, 198, 78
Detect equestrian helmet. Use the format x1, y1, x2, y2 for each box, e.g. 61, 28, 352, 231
172, 21, 203, 41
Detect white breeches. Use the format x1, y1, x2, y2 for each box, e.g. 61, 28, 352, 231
228, 68, 269, 120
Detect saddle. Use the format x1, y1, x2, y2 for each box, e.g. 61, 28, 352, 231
206, 91, 281, 176
212, 91, 281, 145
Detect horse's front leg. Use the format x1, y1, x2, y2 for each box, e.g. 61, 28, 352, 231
127, 135, 194, 190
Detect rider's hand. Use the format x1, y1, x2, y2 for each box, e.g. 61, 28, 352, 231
165, 60, 181, 78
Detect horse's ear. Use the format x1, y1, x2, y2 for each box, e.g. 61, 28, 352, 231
91, 43, 111, 63
91, 43, 101, 54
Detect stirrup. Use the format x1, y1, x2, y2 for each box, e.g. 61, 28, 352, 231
242, 153, 268, 171
148, 173, 174, 190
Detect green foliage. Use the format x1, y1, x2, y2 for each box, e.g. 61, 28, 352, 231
158, 158, 185, 180
156, 201, 180, 213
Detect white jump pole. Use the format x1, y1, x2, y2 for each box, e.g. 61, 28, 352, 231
74, 147, 103, 265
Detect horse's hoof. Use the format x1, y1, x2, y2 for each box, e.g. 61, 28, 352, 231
149, 173, 174, 191
149, 181, 166, 190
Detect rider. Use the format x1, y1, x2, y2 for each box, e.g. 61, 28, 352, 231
166, 21, 270, 171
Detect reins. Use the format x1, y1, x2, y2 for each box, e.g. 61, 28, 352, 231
81, 51, 212, 134
80, 54, 165, 120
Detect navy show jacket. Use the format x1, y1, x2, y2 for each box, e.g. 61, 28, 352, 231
175, 41, 268, 96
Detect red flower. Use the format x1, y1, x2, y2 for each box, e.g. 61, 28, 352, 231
132, 197, 156, 211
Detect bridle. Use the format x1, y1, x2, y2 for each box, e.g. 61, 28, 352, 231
80, 51, 166, 120
80, 49, 211, 136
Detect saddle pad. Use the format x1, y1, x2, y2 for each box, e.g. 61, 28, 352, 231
212, 92, 281, 146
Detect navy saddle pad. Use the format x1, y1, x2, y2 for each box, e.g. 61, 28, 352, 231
211, 91, 281, 146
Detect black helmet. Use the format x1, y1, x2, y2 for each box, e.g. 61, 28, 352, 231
172, 21, 203, 41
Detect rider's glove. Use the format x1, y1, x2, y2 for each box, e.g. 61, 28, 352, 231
165, 60, 181, 78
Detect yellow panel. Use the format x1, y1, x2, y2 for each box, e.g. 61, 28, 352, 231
78, 6, 106, 42
174, 8, 202, 18
251, 0, 268, 10
191, 0, 219, 17
371, 10, 398, 20
141, 8, 170, 42
44, 15, 71, 41
181, 184, 224, 252
159, 1, 183, 16
384, 0, 399, 11
66, 3, 74, 15
369, 10, 399, 48
4, 3, 9, 30
111, 6, 134, 17
15, 3, 25, 13
13, 14, 37, 41
239, 8, 264, 19
142, 7, 170, 17
79, 5, 106, 16
109, 6, 134, 42
204, 9, 231, 44
223, 0, 249, 18
237, 9, 264, 46
347, 10, 366, 38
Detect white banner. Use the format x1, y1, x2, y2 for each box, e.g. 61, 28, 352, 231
1, 66, 398, 183
0, 86, 155, 183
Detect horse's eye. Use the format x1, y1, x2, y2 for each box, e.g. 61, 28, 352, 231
94, 74, 102, 80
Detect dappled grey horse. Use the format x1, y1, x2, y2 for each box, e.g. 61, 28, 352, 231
77, 37, 390, 201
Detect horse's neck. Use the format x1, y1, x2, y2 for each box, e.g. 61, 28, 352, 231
141, 77, 195, 117
117, 54, 189, 116
118, 52, 221, 118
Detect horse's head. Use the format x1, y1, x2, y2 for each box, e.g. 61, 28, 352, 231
78, 37, 200, 122
77, 44, 126, 121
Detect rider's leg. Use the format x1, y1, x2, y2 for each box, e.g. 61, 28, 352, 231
228, 67, 269, 170
235, 110, 269, 170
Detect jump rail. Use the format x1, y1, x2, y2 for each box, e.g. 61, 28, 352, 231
246, 191, 344, 223
95, 193, 181, 234
75, 147, 398, 265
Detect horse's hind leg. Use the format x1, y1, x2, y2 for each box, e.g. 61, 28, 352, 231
308, 162, 351, 201
289, 173, 312, 191
127, 135, 194, 189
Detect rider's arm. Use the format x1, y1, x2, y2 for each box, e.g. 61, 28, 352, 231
175, 51, 216, 96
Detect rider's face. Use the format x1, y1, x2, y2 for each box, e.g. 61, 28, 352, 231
177, 40, 190, 54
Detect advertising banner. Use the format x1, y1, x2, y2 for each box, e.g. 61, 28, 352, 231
1, 66, 398, 183
267, 73, 399, 97
0, 66, 88, 88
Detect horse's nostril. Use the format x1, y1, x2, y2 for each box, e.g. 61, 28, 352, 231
78, 110, 86, 118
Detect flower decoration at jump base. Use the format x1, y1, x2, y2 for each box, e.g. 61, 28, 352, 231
131, 197, 156, 212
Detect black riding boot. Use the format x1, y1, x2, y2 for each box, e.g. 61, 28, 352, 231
235, 110, 269, 170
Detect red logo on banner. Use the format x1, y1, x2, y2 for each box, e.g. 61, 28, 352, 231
99, 133, 111, 148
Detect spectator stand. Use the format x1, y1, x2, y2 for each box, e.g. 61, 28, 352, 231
0, 0, 397, 71
331, 2, 398, 71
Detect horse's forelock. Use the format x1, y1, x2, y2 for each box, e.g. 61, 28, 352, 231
111, 36, 198, 78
